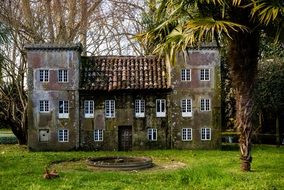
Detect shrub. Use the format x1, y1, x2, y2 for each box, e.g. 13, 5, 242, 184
0, 136, 17, 144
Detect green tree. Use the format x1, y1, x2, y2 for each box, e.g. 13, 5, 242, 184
137, 0, 284, 171
254, 39, 284, 146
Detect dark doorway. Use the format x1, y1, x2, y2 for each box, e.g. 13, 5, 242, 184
118, 126, 132, 151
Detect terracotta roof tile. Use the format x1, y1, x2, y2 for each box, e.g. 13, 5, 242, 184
80, 56, 170, 91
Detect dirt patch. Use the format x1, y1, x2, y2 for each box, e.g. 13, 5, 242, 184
159, 161, 187, 170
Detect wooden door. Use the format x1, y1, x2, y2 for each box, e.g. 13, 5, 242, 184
118, 126, 132, 151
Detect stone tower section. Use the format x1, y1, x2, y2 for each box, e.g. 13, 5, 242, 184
26, 44, 81, 151
169, 46, 221, 149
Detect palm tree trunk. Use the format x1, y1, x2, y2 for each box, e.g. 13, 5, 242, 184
229, 31, 259, 171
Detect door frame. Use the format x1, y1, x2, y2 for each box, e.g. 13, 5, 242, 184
118, 125, 133, 151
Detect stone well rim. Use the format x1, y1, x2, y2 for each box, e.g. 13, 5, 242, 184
86, 156, 153, 170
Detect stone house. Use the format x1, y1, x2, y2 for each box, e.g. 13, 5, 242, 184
26, 44, 221, 151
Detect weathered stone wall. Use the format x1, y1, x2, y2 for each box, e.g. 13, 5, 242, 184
169, 48, 221, 149
79, 92, 171, 150
27, 46, 81, 151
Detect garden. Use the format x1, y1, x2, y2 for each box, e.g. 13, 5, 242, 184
0, 144, 283, 190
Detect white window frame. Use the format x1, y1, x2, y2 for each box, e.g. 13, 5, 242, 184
58, 69, 68, 83
148, 128, 157, 141
181, 69, 191, 81
94, 129, 103, 141
200, 68, 210, 81
58, 100, 69, 118
105, 100, 115, 118
181, 99, 192, 117
156, 99, 166, 117
84, 100, 94, 118
58, 129, 69, 142
39, 69, 49, 82
200, 98, 211, 111
182, 128, 192, 141
135, 99, 145, 118
39, 100, 50, 113
201, 128, 211, 140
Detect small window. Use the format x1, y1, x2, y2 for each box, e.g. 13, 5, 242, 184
58, 69, 68, 82
182, 128, 192, 141
200, 98, 211, 111
148, 128, 157, 141
94, 129, 103, 141
39, 129, 50, 142
105, 100, 115, 118
135, 99, 145, 118
181, 69, 191, 81
156, 99, 166, 117
59, 100, 69, 118
201, 128, 211, 140
84, 100, 94, 118
39, 100, 49, 113
200, 69, 210, 81
58, 129, 69, 142
181, 99, 192, 117
39, 70, 49, 82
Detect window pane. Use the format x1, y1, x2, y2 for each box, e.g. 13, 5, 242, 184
186, 69, 191, 80
58, 129, 68, 142
181, 69, 186, 81
105, 100, 115, 118
153, 129, 157, 140
161, 100, 165, 112
59, 101, 64, 113
64, 101, 68, 113
156, 100, 160, 112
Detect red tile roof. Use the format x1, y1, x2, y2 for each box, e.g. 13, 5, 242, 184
80, 56, 170, 91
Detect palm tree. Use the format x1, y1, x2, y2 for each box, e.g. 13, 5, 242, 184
137, 0, 283, 171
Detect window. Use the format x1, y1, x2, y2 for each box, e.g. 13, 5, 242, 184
201, 128, 211, 140
105, 100, 115, 118
181, 99, 192, 117
59, 100, 69, 118
39, 100, 49, 113
200, 69, 210, 81
58, 69, 68, 82
200, 98, 211, 111
39, 70, 49, 82
156, 99, 166, 117
148, 128, 157, 141
181, 69, 191, 81
135, 99, 145, 118
94, 129, 103, 141
58, 129, 69, 142
84, 100, 94, 118
182, 128, 192, 141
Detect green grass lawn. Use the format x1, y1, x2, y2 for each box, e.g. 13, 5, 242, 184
0, 145, 283, 190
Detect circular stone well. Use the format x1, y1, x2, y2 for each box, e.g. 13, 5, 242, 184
87, 156, 153, 171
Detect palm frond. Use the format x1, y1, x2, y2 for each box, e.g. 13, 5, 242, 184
232, 0, 242, 6
184, 18, 248, 40
197, 0, 224, 5
149, 17, 247, 64
250, 0, 284, 25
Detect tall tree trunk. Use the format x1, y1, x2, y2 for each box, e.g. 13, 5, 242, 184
229, 31, 259, 171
